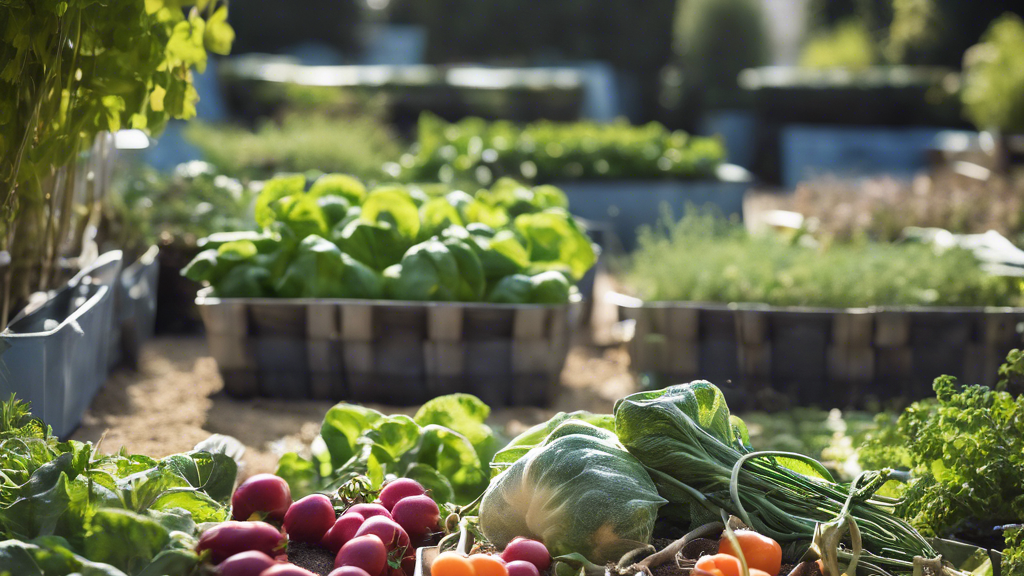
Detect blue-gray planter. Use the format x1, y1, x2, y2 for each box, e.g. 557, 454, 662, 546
552, 164, 752, 252
117, 245, 160, 369
0, 251, 123, 437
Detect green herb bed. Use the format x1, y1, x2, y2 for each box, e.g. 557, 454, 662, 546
614, 213, 1024, 405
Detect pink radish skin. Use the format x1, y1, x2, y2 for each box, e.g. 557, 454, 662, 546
232, 474, 292, 522
217, 551, 279, 576
354, 516, 411, 554
391, 495, 440, 541
260, 565, 317, 576
322, 513, 366, 553
506, 560, 541, 576
328, 568, 373, 576
335, 535, 388, 575
196, 521, 286, 564
378, 479, 427, 511
501, 538, 551, 572
284, 494, 337, 543
346, 503, 393, 521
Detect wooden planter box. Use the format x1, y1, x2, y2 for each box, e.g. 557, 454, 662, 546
197, 290, 578, 406
552, 164, 751, 252
611, 292, 1024, 407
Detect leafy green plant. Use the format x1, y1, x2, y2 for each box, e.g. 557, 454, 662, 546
674, 0, 770, 103
1005, 527, 1024, 576
0, 396, 237, 576
961, 13, 1024, 134
858, 352, 1024, 540
625, 211, 1022, 307
275, 394, 500, 506
800, 18, 878, 70
396, 113, 726, 185
183, 174, 596, 303
0, 0, 233, 327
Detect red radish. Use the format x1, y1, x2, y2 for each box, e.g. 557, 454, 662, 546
355, 516, 411, 554
501, 538, 550, 572
284, 494, 336, 543
391, 495, 440, 541
335, 535, 388, 576
218, 551, 279, 576
379, 479, 426, 511
346, 503, 393, 520
329, 568, 373, 576
260, 566, 317, 576
196, 521, 286, 564
322, 513, 366, 553
505, 560, 541, 576
232, 474, 292, 522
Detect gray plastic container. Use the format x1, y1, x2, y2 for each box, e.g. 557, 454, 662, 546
0, 251, 123, 437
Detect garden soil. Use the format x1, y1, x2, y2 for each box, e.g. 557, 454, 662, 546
71, 337, 636, 479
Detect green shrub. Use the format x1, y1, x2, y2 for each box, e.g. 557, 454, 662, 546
624, 211, 1022, 307
398, 113, 726, 185
675, 0, 770, 99
800, 18, 878, 70
962, 13, 1024, 133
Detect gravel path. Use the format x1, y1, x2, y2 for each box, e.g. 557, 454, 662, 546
71, 337, 635, 478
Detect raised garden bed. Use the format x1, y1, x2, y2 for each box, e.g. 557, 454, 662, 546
198, 290, 578, 406
552, 164, 752, 251
611, 292, 1024, 407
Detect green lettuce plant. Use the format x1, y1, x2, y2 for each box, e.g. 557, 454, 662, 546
396, 113, 725, 185
275, 394, 500, 506
183, 174, 596, 303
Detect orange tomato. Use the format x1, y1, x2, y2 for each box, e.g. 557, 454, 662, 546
696, 554, 741, 576
433, 552, 475, 576
718, 531, 783, 576
468, 554, 509, 576
695, 554, 774, 576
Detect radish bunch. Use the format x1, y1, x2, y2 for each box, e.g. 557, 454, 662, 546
198, 475, 441, 576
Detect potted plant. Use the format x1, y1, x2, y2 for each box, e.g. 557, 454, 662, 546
0, 0, 233, 435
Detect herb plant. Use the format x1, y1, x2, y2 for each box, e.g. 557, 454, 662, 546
395, 113, 726, 185
625, 211, 1023, 307
858, 351, 1024, 541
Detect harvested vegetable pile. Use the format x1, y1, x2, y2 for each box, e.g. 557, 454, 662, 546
183, 175, 595, 304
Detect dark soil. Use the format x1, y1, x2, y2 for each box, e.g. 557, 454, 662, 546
681, 538, 719, 560
289, 541, 337, 576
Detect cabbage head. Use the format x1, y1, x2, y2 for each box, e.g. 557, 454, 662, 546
479, 420, 665, 565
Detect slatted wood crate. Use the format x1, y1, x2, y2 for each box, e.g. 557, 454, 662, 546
197, 289, 576, 406
611, 292, 1024, 406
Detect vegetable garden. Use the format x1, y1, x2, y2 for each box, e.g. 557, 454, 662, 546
3, 1, 1024, 576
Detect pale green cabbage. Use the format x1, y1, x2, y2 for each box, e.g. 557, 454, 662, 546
479, 420, 665, 564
